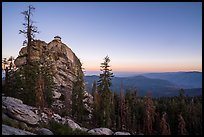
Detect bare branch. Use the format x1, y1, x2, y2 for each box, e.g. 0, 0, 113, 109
23, 40, 27, 46
31, 26, 39, 33
19, 30, 27, 34
21, 11, 28, 16
29, 5, 35, 11
22, 23, 28, 27
19, 5, 40, 64
19, 5, 39, 38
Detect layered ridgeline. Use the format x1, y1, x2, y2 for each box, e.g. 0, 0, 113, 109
85, 71, 202, 97
12, 36, 92, 115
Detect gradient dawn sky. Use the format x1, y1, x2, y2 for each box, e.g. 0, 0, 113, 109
2, 2, 202, 75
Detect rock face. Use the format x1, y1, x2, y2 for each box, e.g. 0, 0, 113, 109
14, 37, 93, 115
88, 128, 114, 135
2, 96, 40, 125
2, 124, 36, 135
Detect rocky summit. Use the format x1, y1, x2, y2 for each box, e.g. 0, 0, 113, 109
14, 36, 92, 115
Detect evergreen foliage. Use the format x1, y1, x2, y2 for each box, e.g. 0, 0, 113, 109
90, 56, 201, 135
46, 120, 90, 135
91, 85, 202, 135
2, 5, 201, 135
97, 56, 114, 128
72, 64, 87, 122
19, 5, 39, 64
3, 5, 55, 109
91, 80, 101, 127
91, 80, 97, 96
4, 61, 55, 108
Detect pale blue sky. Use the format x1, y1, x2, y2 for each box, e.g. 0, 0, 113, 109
2, 2, 202, 74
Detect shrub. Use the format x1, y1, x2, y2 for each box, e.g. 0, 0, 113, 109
2, 117, 20, 129
46, 120, 90, 135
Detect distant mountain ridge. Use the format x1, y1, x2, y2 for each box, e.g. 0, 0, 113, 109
84, 71, 202, 97
141, 71, 202, 88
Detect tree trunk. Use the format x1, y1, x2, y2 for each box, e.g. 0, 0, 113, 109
36, 73, 45, 111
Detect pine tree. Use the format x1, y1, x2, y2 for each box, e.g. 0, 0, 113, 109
9, 5, 40, 106
109, 95, 116, 129
19, 5, 39, 64
41, 59, 55, 108
97, 56, 114, 128
110, 92, 116, 130
91, 80, 99, 126
91, 80, 97, 96
124, 88, 138, 132
92, 85, 101, 127
12, 63, 38, 106
72, 64, 86, 122
4, 67, 9, 92
119, 81, 125, 130
5, 5, 54, 108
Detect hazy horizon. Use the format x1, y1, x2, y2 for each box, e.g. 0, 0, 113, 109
84, 70, 202, 77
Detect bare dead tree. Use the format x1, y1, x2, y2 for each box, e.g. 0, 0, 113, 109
120, 80, 125, 130
177, 113, 188, 135
19, 5, 39, 64
160, 112, 171, 135
143, 92, 155, 135
35, 70, 45, 111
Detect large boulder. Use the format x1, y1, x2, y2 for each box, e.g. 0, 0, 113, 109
66, 118, 81, 131
80, 127, 89, 132
88, 128, 114, 135
2, 96, 40, 125
36, 128, 54, 135
51, 113, 62, 123
114, 131, 131, 135
2, 124, 36, 135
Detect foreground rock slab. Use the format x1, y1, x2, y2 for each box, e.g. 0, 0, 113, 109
2, 96, 40, 125
36, 128, 54, 135
88, 128, 113, 135
66, 118, 81, 131
114, 131, 131, 135
2, 124, 36, 135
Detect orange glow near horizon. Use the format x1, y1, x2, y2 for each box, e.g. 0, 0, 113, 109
83, 62, 202, 73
